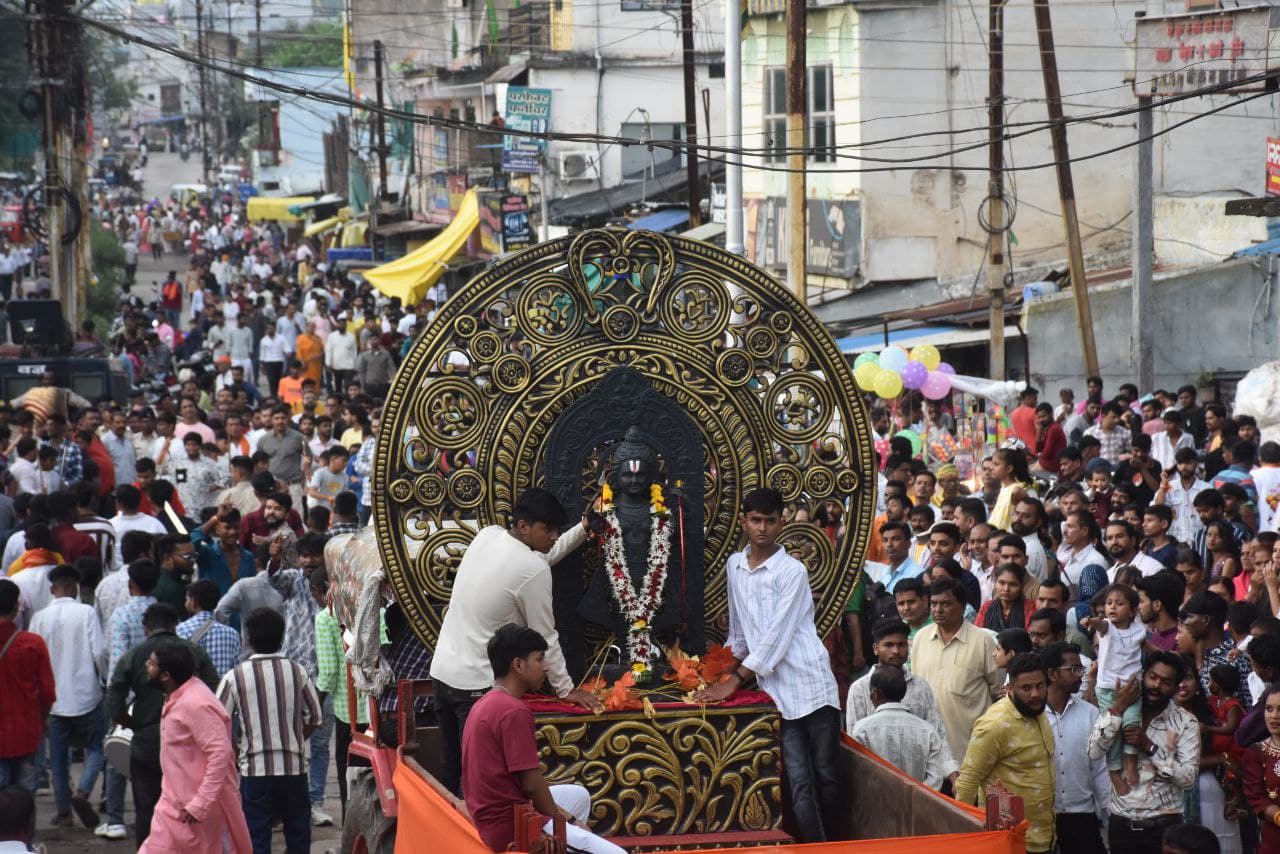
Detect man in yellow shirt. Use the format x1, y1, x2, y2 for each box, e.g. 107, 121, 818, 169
954, 653, 1056, 853
908, 578, 1003, 760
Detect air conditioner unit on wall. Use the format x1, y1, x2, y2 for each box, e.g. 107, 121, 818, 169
556, 149, 600, 181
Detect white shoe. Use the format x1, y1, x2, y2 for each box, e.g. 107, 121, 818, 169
311, 805, 333, 827
95, 823, 128, 839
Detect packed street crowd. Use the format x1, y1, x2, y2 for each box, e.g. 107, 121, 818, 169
0, 184, 1272, 854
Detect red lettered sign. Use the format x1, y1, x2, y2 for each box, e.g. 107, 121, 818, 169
1267, 137, 1280, 197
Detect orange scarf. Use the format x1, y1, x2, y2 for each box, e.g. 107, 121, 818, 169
8, 548, 64, 576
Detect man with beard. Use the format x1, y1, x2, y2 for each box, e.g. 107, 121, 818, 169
1011, 497, 1052, 583
239, 473, 304, 555
104, 604, 218, 846
1056, 510, 1107, 600
1043, 642, 1108, 854
1135, 571, 1184, 653
954, 653, 1056, 853
138, 641, 250, 854
1103, 520, 1164, 583
1086, 652, 1199, 854
214, 523, 318, 679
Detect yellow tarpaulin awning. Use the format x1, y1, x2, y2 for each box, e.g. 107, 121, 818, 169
246, 195, 315, 223
363, 189, 479, 304
304, 215, 342, 238
340, 221, 367, 247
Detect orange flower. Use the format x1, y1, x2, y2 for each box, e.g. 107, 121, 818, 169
701, 643, 738, 685
604, 672, 643, 711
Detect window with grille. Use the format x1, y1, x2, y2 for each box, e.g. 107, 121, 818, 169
762, 67, 786, 163
808, 64, 835, 163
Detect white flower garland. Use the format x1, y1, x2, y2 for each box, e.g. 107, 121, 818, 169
600, 509, 671, 671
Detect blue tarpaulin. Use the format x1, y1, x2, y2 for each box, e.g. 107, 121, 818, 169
833, 325, 958, 355
628, 208, 690, 232
1232, 237, 1280, 258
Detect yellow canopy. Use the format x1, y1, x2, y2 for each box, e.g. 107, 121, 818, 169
340, 221, 367, 247
304, 215, 342, 238
245, 195, 315, 223
363, 190, 479, 304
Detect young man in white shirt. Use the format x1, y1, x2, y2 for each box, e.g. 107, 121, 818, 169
30, 564, 107, 830
428, 488, 602, 797
694, 488, 842, 843
1154, 447, 1210, 545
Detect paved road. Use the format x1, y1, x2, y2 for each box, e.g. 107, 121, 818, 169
126, 151, 208, 306
36, 755, 344, 852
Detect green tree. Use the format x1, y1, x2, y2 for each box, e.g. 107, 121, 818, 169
86, 219, 125, 337
263, 21, 343, 68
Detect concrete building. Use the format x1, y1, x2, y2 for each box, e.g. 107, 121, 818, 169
740, 0, 1277, 345
350, 0, 725, 226
246, 67, 349, 195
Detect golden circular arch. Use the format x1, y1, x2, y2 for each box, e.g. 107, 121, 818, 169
373, 228, 876, 651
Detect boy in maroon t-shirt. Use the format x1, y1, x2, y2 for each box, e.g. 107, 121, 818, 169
460, 624, 623, 854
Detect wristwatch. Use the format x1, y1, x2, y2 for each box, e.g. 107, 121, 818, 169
733, 668, 751, 684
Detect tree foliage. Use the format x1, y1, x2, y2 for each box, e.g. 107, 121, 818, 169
263, 21, 344, 68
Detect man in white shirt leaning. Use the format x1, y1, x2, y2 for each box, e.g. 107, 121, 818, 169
428, 488, 602, 797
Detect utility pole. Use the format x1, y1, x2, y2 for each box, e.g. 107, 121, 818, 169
679, 0, 701, 227
255, 0, 262, 66
196, 0, 211, 179
723, 0, 743, 254
785, 0, 806, 302
986, 0, 1006, 379
1032, 0, 1099, 378
1132, 93, 1154, 389
35, 0, 71, 314
373, 39, 389, 200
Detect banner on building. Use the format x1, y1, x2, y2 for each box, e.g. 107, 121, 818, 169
1133, 7, 1272, 97
478, 192, 532, 254
1267, 137, 1280, 197
749, 197, 861, 279
502, 87, 552, 173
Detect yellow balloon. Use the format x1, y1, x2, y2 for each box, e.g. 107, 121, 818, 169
874, 370, 904, 400
911, 344, 941, 372
854, 362, 880, 390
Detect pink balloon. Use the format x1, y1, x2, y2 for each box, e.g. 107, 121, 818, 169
937, 362, 956, 376
900, 360, 928, 390
921, 370, 952, 400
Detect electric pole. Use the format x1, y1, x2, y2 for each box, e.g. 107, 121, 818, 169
785, 0, 806, 302
255, 0, 262, 66
1131, 12, 1154, 390
34, 0, 72, 315
986, 0, 1006, 379
680, 0, 700, 227
723, 0, 743, 254
196, 0, 211, 178
373, 39, 388, 200
1033, 0, 1099, 378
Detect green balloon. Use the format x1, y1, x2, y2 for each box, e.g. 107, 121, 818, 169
895, 429, 923, 458
854, 352, 879, 370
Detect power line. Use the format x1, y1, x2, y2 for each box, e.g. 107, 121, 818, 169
72, 8, 1280, 176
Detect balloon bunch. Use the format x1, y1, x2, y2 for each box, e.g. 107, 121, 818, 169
853, 344, 955, 401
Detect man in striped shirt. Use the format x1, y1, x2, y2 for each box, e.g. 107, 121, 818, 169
217, 607, 322, 854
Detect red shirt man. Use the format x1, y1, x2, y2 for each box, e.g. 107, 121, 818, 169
1034, 404, 1067, 474
0, 578, 57, 769
1010, 387, 1040, 449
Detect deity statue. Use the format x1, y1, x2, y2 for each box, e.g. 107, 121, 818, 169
578, 426, 688, 676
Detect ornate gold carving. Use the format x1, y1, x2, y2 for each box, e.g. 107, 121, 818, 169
535, 706, 781, 837
374, 228, 876, 654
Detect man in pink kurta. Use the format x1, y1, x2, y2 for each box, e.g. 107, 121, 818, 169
139, 641, 251, 854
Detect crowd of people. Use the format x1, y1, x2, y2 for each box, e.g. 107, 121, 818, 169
0, 179, 1273, 853
834, 378, 1280, 854
0, 194, 442, 850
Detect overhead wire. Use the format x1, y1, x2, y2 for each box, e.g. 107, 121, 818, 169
67, 7, 1280, 176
